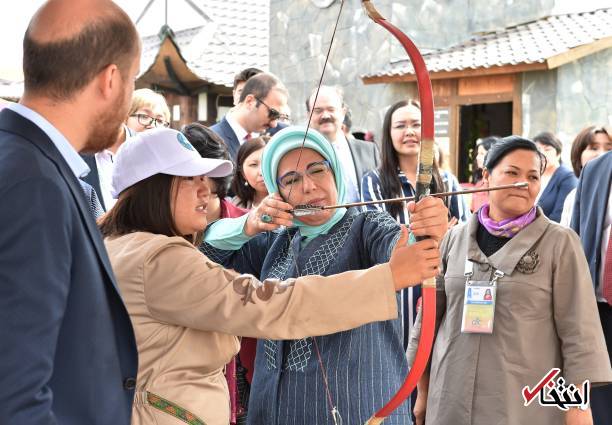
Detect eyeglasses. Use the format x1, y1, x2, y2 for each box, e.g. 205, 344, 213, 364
254, 97, 281, 121
277, 160, 332, 189
131, 113, 170, 128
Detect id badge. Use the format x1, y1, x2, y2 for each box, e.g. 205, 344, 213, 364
461, 281, 497, 334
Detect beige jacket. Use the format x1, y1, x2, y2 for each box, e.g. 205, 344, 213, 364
409, 209, 612, 425
105, 232, 398, 425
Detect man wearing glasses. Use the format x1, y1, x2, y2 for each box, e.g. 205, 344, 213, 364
212, 72, 288, 161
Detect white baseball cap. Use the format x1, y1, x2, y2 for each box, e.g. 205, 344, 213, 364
111, 128, 234, 198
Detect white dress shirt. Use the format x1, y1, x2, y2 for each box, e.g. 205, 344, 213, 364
95, 149, 117, 210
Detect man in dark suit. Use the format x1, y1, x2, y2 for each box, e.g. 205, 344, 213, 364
0, 1, 140, 424
212, 73, 288, 161
571, 150, 612, 424
306, 85, 380, 202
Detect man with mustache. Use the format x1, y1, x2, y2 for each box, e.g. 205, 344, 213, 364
0, 0, 140, 423
306, 85, 380, 202
212, 72, 288, 162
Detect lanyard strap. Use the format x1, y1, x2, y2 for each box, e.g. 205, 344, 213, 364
464, 259, 505, 285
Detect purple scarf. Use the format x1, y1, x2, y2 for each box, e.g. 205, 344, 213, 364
478, 204, 537, 238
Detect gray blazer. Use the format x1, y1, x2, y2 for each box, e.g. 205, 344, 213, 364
346, 136, 380, 193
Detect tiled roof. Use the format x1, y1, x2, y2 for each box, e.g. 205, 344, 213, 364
140, 0, 269, 88
363, 7, 612, 79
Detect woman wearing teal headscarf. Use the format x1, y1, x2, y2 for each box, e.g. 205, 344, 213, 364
202, 126, 448, 425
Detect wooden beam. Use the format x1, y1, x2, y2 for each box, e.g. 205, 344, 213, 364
362, 62, 548, 85
546, 36, 612, 69
457, 74, 515, 96
512, 76, 522, 136
449, 93, 514, 106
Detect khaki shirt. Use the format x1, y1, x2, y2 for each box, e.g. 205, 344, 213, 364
105, 232, 398, 425
410, 209, 612, 425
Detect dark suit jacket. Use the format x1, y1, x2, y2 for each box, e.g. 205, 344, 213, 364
81, 154, 105, 209
571, 151, 612, 290
0, 109, 138, 425
265, 121, 288, 137
211, 117, 241, 162
537, 164, 577, 222
347, 136, 380, 193
79, 180, 105, 220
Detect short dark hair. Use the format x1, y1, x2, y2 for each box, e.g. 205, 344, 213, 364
233, 67, 263, 90
533, 131, 563, 156
99, 173, 202, 245
231, 136, 268, 207
484, 135, 547, 175
570, 126, 611, 177
23, 13, 139, 100
181, 123, 233, 199
238, 73, 287, 103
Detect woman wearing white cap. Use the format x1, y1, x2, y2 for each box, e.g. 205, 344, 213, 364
99, 128, 440, 425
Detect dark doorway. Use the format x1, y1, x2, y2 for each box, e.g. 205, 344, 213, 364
458, 102, 512, 183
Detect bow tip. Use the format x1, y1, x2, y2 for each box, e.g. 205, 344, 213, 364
361, 0, 385, 21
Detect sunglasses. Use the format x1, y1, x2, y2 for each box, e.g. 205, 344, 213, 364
254, 97, 281, 121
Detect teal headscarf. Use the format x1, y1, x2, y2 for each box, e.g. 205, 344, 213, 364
261, 126, 347, 239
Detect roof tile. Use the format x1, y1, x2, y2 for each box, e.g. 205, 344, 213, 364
363, 8, 611, 79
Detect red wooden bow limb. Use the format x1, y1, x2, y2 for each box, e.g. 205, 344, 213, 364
362, 1, 437, 424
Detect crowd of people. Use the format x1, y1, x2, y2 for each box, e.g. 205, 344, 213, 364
1, 1, 611, 425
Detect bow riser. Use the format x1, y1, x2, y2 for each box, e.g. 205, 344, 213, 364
362, 1, 437, 424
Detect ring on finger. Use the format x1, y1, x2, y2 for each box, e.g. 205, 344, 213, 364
260, 213, 273, 224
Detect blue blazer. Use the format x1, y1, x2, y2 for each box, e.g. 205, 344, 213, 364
0, 109, 138, 425
538, 164, 577, 222
571, 150, 612, 290
211, 117, 241, 162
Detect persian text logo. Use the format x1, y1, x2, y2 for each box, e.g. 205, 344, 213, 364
522, 368, 589, 411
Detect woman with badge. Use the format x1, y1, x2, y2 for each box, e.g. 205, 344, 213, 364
410, 136, 612, 425
100, 128, 440, 425
201, 126, 449, 425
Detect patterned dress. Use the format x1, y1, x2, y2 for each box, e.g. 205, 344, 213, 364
201, 208, 411, 425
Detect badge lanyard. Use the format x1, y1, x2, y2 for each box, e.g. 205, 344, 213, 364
461, 259, 504, 334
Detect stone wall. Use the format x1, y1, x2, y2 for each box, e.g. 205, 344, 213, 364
522, 48, 612, 162
269, 0, 557, 138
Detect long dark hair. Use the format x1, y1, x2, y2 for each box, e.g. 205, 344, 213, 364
98, 173, 203, 246
379, 99, 444, 219
231, 136, 269, 207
